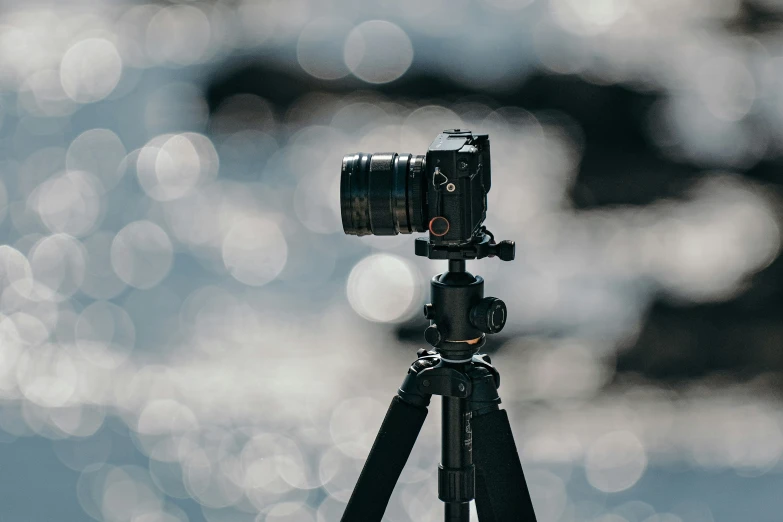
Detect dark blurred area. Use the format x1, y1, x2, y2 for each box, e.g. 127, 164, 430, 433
1, 1, 783, 521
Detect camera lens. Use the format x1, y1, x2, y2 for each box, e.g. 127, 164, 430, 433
341, 152, 426, 236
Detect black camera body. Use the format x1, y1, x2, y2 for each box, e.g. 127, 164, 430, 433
341, 129, 512, 261
425, 130, 490, 246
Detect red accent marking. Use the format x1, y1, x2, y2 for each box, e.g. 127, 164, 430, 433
428, 217, 450, 237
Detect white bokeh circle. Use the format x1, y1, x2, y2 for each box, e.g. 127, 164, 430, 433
75, 301, 136, 369
66, 129, 127, 191
29, 234, 87, 301
221, 217, 288, 287
346, 254, 418, 323
60, 38, 123, 103
344, 21, 413, 84
585, 430, 648, 493
111, 221, 174, 289
0, 245, 34, 298
31, 170, 104, 237
297, 17, 352, 80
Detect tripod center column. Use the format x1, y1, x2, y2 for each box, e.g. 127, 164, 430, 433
440, 392, 474, 521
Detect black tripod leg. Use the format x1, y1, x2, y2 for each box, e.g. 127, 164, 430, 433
472, 408, 537, 522
340, 395, 428, 522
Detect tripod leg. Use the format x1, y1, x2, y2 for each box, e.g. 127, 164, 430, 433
340, 395, 428, 522
472, 407, 537, 522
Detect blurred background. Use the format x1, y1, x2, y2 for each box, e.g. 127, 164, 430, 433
0, 0, 782, 521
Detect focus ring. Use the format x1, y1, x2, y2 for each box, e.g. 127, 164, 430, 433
350, 153, 372, 235
368, 153, 397, 235
393, 154, 412, 233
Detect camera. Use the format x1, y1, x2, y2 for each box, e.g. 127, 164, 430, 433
341, 129, 513, 261
341, 129, 490, 244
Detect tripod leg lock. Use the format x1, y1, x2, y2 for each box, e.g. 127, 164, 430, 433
417, 366, 472, 398
398, 371, 432, 408
399, 355, 473, 404
438, 464, 475, 503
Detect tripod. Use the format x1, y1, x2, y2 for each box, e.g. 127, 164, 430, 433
340, 256, 538, 522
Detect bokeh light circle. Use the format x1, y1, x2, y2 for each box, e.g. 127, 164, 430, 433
16, 342, 78, 408
100, 465, 164, 521
66, 129, 127, 191
30, 170, 104, 237
585, 430, 648, 493
344, 21, 413, 84
60, 38, 123, 103
0, 245, 34, 298
29, 234, 87, 301
4, 312, 49, 348
146, 5, 212, 66
221, 217, 288, 287
137, 133, 216, 202
111, 221, 174, 290
297, 18, 352, 80
75, 301, 136, 369
346, 254, 418, 323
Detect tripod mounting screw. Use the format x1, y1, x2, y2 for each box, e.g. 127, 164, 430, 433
470, 297, 507, 334
424, 324, 443, 347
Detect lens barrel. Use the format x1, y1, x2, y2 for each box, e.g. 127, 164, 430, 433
341, 152, 426, 236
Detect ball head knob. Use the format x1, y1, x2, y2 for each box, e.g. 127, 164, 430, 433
424, 324, 443, 347
470, 297, 507, 334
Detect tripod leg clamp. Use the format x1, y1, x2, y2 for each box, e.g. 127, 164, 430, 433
438, 464, 475, 503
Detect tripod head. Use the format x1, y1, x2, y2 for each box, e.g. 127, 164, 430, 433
419, 258, 506, 360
